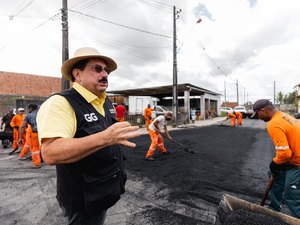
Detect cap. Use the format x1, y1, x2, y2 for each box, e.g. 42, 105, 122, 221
165, 112, 173, 119
17, 108, 25, 112
251, 99, 273, 118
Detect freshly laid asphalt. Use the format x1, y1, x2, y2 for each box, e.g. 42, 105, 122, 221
1, 117, 298, 225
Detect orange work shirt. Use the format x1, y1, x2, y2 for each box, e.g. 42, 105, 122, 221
10, 114, 26, 128
144, 107, 153, 119
227, 113, 236, 119
267, 111, 300, 166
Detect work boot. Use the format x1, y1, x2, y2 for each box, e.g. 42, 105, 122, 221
18, 157, 28, 161
145, 157, 155, 161
33, 164, 42, 169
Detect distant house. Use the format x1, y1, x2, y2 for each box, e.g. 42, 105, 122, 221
221, 102, 238, 109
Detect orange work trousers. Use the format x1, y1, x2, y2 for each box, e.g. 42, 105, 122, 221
30, 133, 41, 167
145, 129, 167, 158
145, 118, 152, 130
12, 128, 26, 149
230, 118, 236, 127
237, 116, 242, 125
19, 126, 32, 158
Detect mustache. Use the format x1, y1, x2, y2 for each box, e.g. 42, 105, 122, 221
99, 77, 108, 83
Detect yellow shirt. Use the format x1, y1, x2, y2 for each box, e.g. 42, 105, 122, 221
37, 82, 106, 143
267, 111, 300, 166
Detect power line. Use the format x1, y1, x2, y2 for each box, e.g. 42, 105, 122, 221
71, 0, 108, 12
68, 9, 172, 39
137, 0, 172, 12
9, 0, 35, 20
32, 12, 61, 31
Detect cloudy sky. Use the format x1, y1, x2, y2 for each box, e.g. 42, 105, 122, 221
1, 0, 300, 104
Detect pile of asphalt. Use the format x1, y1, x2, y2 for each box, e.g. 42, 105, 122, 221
217, 209, 289, 225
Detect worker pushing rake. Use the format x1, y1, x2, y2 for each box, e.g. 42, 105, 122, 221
145, 112, 194, 161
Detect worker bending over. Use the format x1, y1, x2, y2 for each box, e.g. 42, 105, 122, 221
225, 111, 236, 127
234, 111, 243, 126
145, 112, 173, 161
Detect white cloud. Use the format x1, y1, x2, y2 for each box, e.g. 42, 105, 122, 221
0, 0, 299, 104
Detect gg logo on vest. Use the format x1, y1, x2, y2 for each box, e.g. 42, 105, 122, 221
84, 113, 98, 122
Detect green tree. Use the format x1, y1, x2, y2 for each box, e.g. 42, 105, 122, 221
283, 91, 297, 105
276, 91, 284, 105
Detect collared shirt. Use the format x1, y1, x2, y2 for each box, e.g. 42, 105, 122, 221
37, 82, 106, 143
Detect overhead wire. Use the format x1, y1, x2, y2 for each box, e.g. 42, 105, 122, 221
72, 0, 108, 12
9, 0, 35, 20
31, 12, 61, 31
68, 9, 172, 39
137, 0, 172, 13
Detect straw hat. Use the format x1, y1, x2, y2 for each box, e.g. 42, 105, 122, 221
61, 47, 117, 81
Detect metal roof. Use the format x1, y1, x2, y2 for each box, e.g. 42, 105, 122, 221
107, 83, 220, 99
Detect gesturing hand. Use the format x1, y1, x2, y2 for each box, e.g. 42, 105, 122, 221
103, 122, 140, 148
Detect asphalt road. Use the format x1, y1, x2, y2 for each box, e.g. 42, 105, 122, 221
0, 118, 291, 225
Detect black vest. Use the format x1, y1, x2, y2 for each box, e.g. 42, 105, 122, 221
56, 88, 127, 214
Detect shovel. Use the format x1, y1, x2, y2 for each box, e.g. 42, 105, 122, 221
260, 175, 274, 206
218, 119, 229, 127
159, 131, 195, 154
171, 138, 195, 154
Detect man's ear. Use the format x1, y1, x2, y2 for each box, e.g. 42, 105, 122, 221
72, 69, 81, 82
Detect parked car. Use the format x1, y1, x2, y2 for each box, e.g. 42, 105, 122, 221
221, 107, 233, 113
233, 106, 247, 118
154, 105, 172, 117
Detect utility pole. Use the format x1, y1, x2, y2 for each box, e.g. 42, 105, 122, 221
243, 88, 245, 105
61, 0, 70, 90
236, 79, 239, 105
172, 6, 181, 127
224, 81, 227, 107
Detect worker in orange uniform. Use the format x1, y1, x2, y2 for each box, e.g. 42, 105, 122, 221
10, 108, 26, 153
144, 104, 155, 130
251, 99, 300, 218
18, 125, 32, 160
145, 112, 173, 161
225, 111, 236, 127
234, 111, 243, 126
115, 103, 126, 122
18, 104, 41, 168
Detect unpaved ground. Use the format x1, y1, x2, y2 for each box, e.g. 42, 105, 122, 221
0, 119, 290, 225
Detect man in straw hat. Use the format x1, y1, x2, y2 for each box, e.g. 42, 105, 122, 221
37, 47, 140, 224
251, 99, 300, 218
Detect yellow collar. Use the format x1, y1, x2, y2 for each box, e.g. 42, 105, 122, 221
72, 82, 106, 103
